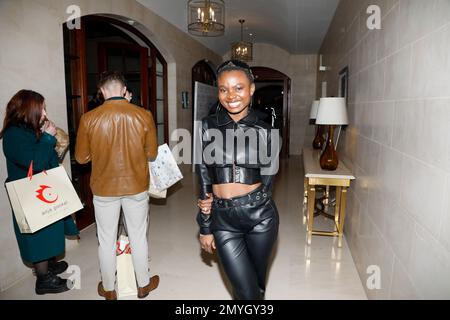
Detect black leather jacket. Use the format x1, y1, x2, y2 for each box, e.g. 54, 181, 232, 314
196, 108, 281, 234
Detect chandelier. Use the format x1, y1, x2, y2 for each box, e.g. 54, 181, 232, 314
187, 0, 225, 37
231, 19, 253, 61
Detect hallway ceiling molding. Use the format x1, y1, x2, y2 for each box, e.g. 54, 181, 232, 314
136, 0, 340, 55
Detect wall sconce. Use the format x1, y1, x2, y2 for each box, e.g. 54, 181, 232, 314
181, 91, 189, 109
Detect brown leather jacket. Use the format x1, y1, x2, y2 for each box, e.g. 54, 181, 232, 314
75, 97, 157, 196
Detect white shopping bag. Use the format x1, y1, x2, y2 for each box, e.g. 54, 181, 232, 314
148, 169, 167, 199
116, 235, 138, 298
5, 162, 83, 233
148, 143, 183, 198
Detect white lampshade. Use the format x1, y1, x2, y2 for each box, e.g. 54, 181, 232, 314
309, 100, 320, 119
316, 97, 349, 125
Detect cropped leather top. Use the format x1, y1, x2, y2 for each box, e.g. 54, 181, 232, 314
195, 107, 281, 200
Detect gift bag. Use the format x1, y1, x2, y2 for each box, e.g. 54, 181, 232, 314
116, 235, 138, 298
5, 162, 83, 233
55, 127, 70, 162
148, 169, 167, 199
148, 143, 183, 198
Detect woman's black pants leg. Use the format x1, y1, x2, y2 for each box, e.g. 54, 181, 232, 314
212, 194, 279, 300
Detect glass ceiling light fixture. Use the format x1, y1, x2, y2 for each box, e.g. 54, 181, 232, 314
231, 19, 253, 61
187, 0, 225, 37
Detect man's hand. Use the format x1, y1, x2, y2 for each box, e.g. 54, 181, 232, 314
199, 234, 216, 254
197, 193, 213, 214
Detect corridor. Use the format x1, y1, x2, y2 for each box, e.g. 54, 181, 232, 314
2, 0, 450, 301
0, 157, 366, 300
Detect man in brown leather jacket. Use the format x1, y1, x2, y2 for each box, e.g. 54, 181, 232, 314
75, 71, 159, 300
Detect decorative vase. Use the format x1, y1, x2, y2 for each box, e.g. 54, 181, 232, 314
320, 125, 338, 171
312, 125, 325, 150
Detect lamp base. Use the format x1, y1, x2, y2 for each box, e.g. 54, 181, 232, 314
320, 126, 339, 171
313, 125, 325, 150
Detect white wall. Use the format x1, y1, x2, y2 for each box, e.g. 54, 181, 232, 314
318, 0, 450, 299
0, 0, 221, 291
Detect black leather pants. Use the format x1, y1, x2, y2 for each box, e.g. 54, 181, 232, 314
210, 185, 279, 300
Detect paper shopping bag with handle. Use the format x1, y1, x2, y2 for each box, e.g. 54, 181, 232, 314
148, 143, 183, 198
148, 168, 167, 199
116, 235, 138, 298
5, 161, 83, 233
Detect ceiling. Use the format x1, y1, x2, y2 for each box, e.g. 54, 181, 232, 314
136, 0, 340, 55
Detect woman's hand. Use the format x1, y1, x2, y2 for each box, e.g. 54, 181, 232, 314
197, 193, 213, 214
42, 120, 57, 136
199, 234, 216, 254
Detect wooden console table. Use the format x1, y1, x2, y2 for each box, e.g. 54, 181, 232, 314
302, 147, 355, 247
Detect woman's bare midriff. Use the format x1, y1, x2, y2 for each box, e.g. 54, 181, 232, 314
212, 182, 262, 199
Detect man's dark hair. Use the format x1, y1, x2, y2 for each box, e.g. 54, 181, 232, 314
217, 59, 255, 83
98, 71, 126, 89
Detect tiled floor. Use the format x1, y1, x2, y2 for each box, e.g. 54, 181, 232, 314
0, 156, 367, 300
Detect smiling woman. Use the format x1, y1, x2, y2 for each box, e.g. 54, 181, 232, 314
195, 60, 281, 300
217, 63, 255, 119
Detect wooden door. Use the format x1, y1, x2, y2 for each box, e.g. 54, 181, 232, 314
98, 43, 149, 109
63, 20, 95, 231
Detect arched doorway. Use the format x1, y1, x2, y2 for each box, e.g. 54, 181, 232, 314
192, 60, 216, 86
251, 67, 291, 158
191, 59, 217, 114
62, 15, 168, 230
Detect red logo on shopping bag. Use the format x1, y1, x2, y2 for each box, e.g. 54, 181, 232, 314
36, 185, 59, 204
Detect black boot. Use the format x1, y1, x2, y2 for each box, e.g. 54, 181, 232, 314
48, 259, 69, 275
35, 272, 71, 295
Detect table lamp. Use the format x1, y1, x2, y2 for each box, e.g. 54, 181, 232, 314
309, 100, 325, 150
316, 97, 348, 171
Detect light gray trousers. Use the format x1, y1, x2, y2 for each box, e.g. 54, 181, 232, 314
93, 191, 151, 291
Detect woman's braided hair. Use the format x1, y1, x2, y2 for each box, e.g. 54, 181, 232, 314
216, 60, 255, 83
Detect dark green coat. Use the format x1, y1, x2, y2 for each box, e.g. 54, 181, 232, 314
3, 125, 79, 263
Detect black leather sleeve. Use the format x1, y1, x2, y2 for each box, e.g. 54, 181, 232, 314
196, 164, 212, 199
196, 211, 212, 235
261, 173, 274, 192
196, 119, 213, 200
196, 119, 213, 235
260, 127, 281, 193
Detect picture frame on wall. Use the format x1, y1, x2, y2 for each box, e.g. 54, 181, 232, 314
338, 66, 349, 100
334, 66, 349, 149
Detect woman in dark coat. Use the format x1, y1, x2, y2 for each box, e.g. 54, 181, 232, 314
1, 89, 79, 295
